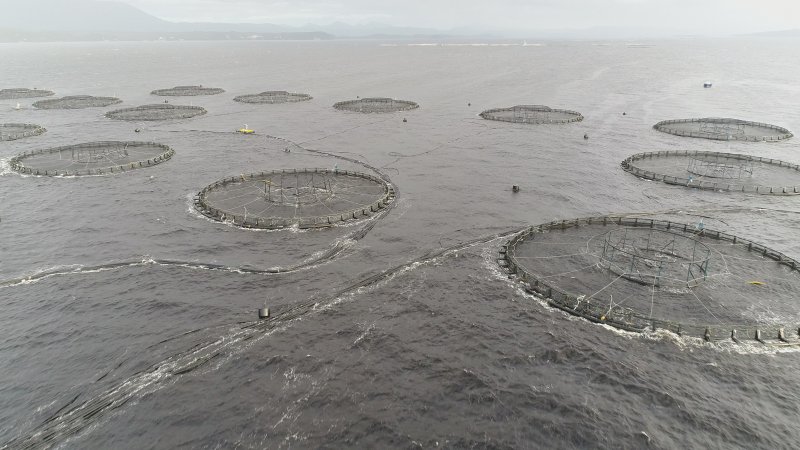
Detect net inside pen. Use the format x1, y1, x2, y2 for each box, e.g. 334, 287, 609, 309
105, 104, 207, 121
195, 168, 395, 229
501, 217, 800, 341
333, 97, 419, 113
0, 123, 46, 141
480, 105, 583, 124
33, 95, 122, 109
653, 118, 792, 142
10, 141, 174, 176
622, 151, 800, 195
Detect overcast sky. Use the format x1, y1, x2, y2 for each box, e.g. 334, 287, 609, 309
121, 0, 800, 34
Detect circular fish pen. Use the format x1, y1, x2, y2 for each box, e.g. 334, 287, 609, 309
234, 91, 312, 104
32, 95, 122, 109
499, 216, 800, 344
10, 141, 174, 176
195, 168, 395, 229
333, 97, 418, 113
0, 123, 46, 141
151, 85, 225, 96
105, 104, 207, 121
653, 118, 792, 142
622, 150, 800, 195
0, 88, 55, 99
479, 105, 583, 124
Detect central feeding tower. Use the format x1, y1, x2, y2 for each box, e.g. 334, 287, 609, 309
685, 154, 754, 179
600, 227, 710, 288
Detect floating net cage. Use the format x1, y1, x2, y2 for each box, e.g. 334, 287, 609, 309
622, 151, 800, 195
0, 88, 55, 99
0, 123, 46, 141
479, 105, 584, 124
653, 118, 792, 142
151, 85, 225, 96
105, 104, 207, 121
333, 97, 419, 113
500, 216, 800, 344
195, 168, 395, 229
234, 91, 312, 104
32, 95, 122, 109
10, 141, 174, 176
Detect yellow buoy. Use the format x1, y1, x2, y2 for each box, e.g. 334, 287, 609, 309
237, 124, 255, 134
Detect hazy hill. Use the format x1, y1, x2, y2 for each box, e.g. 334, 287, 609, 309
0, 0, 442, 38
0, 0, 340, 41
1, 0, 171, 32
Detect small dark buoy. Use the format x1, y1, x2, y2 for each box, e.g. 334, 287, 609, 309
258, 307, 270, 319
622, 112, 627, 116
164, 99, 169, 103
468, 102, 471, 106
284, 147, 290, 153
583, 133, 589, 140
134, 128, 141, 133
402, 118, 407, 123
512, 185, 520, 193
356, 95, 360, 98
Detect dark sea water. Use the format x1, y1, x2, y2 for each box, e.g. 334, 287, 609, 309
1, 38, 800, 449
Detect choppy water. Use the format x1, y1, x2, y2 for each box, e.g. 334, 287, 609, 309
1, 38, 800, 449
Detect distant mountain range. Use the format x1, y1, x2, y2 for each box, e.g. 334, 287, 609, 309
4, 0, 796, 42
0, 0, 461, 41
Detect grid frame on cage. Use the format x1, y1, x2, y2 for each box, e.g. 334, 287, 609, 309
194, 168, 396, 230
479, 105, 584, 124
599, 227, 711, 288
653, 118, 793, 142
33, 95, 123, 109
0, 88, 55, 99
621, 150, 800, 195
233, 91, 312, 104
686, 155, 754, 179
333, 97, 419, 113
499, 216, 800, 343
9, 141, 175, 176
150, 85, 225, 96
105, 104, 208, 121
0, 123, 46, 141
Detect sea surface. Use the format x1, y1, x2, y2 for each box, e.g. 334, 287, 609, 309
1, 38, 800, 449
